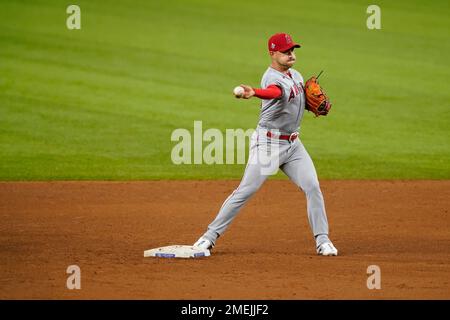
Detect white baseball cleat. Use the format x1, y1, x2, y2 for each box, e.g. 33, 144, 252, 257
316, 241, 338, 256
193, 237, 215, 250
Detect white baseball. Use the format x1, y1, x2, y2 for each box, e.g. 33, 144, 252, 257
233, 86, 245, 98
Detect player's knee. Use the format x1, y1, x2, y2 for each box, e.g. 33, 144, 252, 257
245, 185, 262, 197
302, 178, 321, 194
236, 183, 262, 199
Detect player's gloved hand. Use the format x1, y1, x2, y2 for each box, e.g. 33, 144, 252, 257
239, 84, 255, 99
304, 73, 331, 117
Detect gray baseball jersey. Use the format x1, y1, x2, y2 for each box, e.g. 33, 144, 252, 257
258, 67, 306, 134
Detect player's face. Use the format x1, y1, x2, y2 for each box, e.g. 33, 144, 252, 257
273, 48, 296, 68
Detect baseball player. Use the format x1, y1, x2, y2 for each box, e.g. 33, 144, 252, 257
194, 33, 338, 256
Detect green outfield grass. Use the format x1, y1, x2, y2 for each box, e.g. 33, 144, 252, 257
1, 0, 449, 180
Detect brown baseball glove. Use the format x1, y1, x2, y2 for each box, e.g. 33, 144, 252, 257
304, 71, 331, 117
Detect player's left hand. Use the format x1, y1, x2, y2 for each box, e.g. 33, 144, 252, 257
304, 77, 331, 117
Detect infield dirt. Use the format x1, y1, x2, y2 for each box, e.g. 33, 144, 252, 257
0, 180, 449, 299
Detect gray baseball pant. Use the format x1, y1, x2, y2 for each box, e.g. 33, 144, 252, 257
202, 128, 330, 245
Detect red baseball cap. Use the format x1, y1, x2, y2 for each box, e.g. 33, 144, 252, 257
268, 33, 301, 52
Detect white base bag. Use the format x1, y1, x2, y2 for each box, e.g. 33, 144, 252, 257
144, 245, 210, 258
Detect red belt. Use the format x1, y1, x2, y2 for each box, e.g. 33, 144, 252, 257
266, 131, 299, 142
